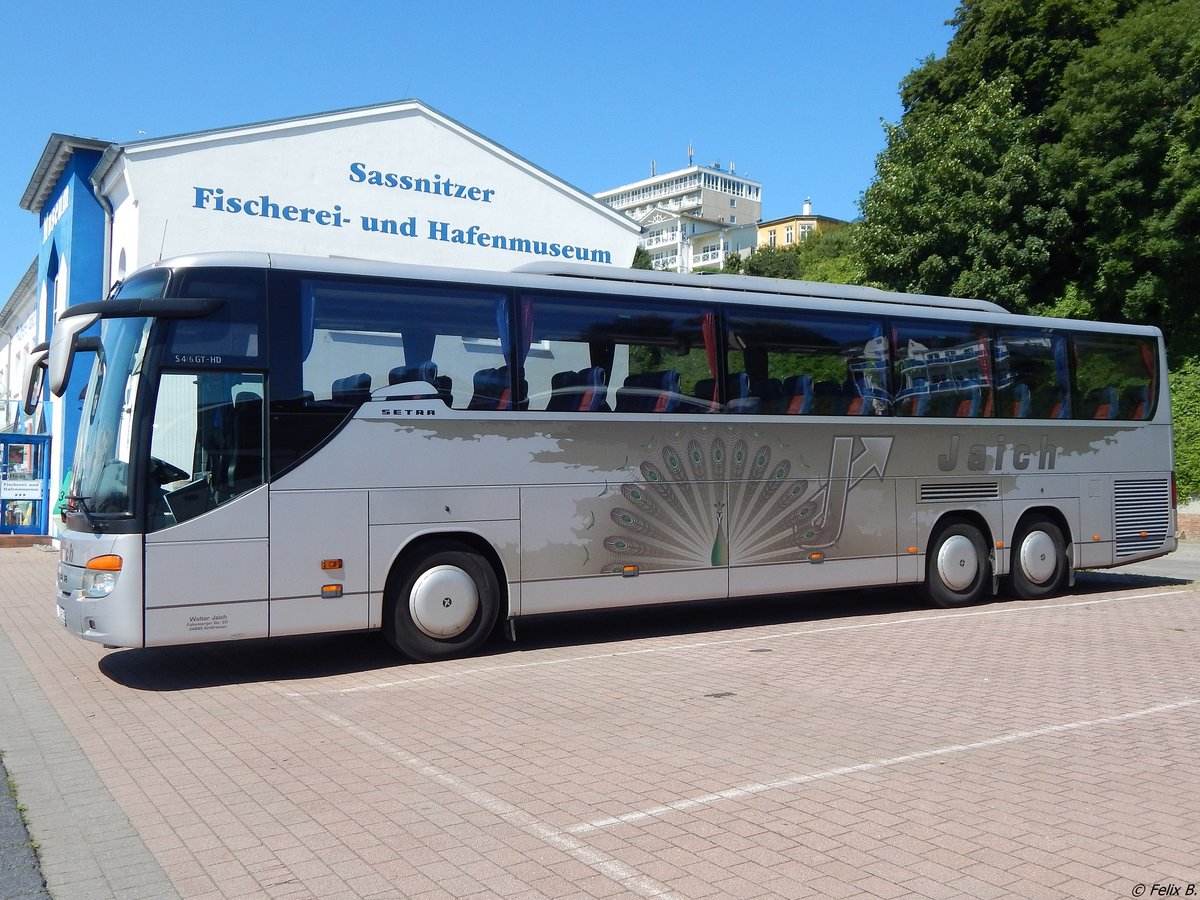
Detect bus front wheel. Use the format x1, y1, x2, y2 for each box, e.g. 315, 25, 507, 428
385, 542, 500, 661
1008, 516, 1067, 600
925, 519, 990, 608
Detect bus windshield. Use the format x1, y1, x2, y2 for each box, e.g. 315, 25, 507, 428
66, 265, 268, 527
68, 271, 169, 518
71, 316, 154, 515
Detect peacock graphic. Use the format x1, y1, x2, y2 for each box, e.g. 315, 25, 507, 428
594, 427, 892, 574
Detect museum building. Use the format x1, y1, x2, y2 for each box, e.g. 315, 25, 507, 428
1, 99, 642, 538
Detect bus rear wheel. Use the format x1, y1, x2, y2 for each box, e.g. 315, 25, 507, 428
925, 519, 989, 608
1008, 516, 1067, 600
385, 541, 500, 662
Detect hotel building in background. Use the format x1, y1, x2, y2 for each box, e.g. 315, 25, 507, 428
595, 159, 762, 273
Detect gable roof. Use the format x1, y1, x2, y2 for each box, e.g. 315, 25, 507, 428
20, 134, 113, 213
89, 99, 639, 234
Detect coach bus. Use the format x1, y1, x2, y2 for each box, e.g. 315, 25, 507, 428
33, 252, 1175, 661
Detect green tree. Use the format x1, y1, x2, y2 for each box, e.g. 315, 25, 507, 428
741, 226, 865, 285
743, 245, 804, 280
858, 77, 1070, 310
861, 0, 1138, 312
1171, 356, 1200, 499
1046, 0, 1200, 349
794, 225, 866, 285
901, 0, 1132, 120
631, 246, 653, 269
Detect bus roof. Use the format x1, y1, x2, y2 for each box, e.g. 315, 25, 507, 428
513, 261, 1011, 314
147, 251, 1012, 317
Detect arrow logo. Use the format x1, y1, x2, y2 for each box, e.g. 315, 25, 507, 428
807, 435, 894, 547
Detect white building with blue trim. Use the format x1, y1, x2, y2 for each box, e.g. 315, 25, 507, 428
6, 100, 642, 538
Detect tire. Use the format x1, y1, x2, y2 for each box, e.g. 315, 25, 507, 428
1008, 516, 1067, 600
384, 541, 500, 661
925, 519, 990, 608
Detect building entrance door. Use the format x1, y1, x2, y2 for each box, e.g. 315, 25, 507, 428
0, 435, 50, 535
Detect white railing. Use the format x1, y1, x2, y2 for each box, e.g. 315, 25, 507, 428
642, 234, 680, 248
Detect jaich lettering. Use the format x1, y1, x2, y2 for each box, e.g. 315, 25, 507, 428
937, 434, 1059, 472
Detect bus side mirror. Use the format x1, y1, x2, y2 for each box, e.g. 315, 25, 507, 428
48, 312, 100, 397
22, 342, 49, 415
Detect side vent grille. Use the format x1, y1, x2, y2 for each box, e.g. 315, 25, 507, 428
1114, 479, 1171, 557
919, 482, 1000, 503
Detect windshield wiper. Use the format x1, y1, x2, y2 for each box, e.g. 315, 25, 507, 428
67, 494, 98, 528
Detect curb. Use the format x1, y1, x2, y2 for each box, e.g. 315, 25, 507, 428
0, 752, 49, 900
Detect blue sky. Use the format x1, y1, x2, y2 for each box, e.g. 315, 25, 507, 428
0, 0, 958, 295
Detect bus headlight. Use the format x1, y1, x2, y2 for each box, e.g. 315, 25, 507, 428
83, 555, 122, 598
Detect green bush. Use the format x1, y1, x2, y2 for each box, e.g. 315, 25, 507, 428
1171, 356, 1200, 502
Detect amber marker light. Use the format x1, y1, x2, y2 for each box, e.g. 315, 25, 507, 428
320, 559, 343, 571
1093, 534, 1102, 542
321, 585, 343, 598
86, 555, 122, 571
995, 541, 1005, 549
622, 565, 639, 577
809, 552, 825, 563
907, 546, 919, 554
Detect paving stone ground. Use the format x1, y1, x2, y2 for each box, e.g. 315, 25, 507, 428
1, 542, 1199, 899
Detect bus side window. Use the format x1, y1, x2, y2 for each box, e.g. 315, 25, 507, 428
1071, 333, 1159, 421
520, 291, 713, 413
893, 320, 992, 418
996, 328, 1069, 420
292, 278, 507, 415
148, 372, 265, 531
727, 309, 888, 417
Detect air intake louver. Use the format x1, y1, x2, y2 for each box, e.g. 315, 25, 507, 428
1114, 479, 1172, 557
919, 482, 1000, 503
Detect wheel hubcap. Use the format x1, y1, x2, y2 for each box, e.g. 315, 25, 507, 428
1019, 531, 1058, 585
410, 565, 479, 638
937, 534, 979, 592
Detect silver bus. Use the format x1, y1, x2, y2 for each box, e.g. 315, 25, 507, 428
35, 252, 1176, 661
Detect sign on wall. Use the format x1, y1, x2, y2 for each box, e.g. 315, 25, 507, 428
1, 479, 44, 500
104, 103, 642, 275
189, 160, 615, 265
